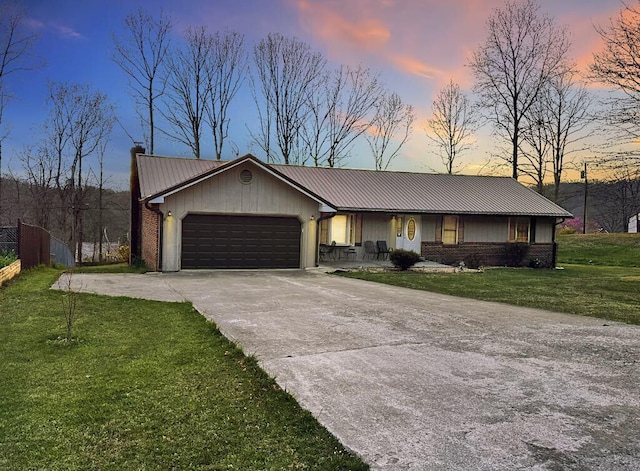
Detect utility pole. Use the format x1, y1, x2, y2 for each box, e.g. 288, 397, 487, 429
581, 161, 588, 234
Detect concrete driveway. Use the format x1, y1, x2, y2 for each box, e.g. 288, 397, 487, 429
60, 270, 640, 470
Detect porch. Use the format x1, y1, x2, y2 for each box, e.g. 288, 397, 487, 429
316, 258, 454, 272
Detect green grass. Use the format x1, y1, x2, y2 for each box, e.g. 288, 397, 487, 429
0, 268, 368, 470
342, 265, 640, 325
72, 262, 148, 274
557, 233, 640, 267
342, 234, 640, 326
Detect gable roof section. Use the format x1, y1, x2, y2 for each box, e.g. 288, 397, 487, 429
139, 154, 336, 210
275, 165, 572, 217
137, 154, 222, 199
137, 154, 572, 218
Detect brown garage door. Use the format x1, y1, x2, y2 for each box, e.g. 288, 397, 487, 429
181, 214, 301, 269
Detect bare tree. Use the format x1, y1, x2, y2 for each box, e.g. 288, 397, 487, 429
46, 82, 114, 261
469, 0, 570, 180
367, 91, 415, 171
590, 0, 640, 190
425, 79, 477, 174
112, 8, 172, 155
162, 26, 212, 158
95, 141, 107, 262
301, 64, 381, 167
204, 30, 245, 160
518, 99, 550, 193
591, 164, 640, 232
251, 33, 325, 164
19, 144, 56, 229
0, 1, 39, 224
546, 72, 593, 201
591, 2, 640, 137
519, 68, 593, 197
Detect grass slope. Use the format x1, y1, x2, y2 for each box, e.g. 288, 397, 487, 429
344, 265, 640, 325
0, 268, 368, 470
557, 233, 640, 267
343, 233, 640, 325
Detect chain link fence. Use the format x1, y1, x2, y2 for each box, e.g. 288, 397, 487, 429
0, 226, 18, 253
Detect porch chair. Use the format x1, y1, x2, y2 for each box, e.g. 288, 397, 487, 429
376, 240, 391, 260
364, 240, 377, 260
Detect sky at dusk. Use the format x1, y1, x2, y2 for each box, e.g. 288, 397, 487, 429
2, 0, 628, 188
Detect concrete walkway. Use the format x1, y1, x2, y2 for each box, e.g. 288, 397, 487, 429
55, 270, 640, 470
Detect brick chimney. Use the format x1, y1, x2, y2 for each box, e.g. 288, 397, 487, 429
129, 145, 145, 264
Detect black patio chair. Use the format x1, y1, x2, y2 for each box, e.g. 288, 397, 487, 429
364, 240, 377, 260
376, 240, 391, 260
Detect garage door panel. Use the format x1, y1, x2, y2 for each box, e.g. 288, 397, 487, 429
181, 214, 301, 269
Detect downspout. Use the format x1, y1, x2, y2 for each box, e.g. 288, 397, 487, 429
552, 217, 568, 268
145, 200, 163, 271
315, 212, 337, 267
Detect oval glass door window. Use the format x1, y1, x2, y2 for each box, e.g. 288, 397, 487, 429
407, 217, 416, 241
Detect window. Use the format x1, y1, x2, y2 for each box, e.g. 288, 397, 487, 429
407, 218, 416, 241
331, 215, 350, 244
442, 215, 458, 244
509, 217, 530, 242
320, 214, 358, 245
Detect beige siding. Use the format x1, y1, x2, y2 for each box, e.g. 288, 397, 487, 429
160, 163, 320, 271
463, 216, 508, 242
361, 213, 390, 243
421, 215, 438, 242
535, 218, 554, 243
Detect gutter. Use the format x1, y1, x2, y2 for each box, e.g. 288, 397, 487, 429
551, 217, 570, 268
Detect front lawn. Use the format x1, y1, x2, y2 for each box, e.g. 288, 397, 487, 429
72, 262, 148, 274
342, 264, 640, 325
557, 233, 640, 267
0, 268, 367, 470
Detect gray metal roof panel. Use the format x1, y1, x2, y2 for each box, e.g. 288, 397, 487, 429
136, 155, 572, 218
137, 155, 222, 199
274, 165, 572, 217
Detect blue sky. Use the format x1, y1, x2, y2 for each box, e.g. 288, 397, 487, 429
2, 0, 626, 188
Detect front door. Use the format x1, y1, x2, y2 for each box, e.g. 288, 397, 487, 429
395, 215, 421, 253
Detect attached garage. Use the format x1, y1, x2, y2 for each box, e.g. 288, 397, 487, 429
181, 214, 301, 269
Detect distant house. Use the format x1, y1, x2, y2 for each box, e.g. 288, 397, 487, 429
630, 214, 639, 233
130, 149, 572, 271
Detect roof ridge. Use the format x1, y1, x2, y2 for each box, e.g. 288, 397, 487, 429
271, 163, 513, 178
139, 154, 231, 163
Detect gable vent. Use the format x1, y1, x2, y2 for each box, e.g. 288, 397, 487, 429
239, 169, 253, 184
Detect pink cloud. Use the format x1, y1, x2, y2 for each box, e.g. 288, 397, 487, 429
390, 55, 442, 79
290, 0, 625, 125
295, 0, 390, 53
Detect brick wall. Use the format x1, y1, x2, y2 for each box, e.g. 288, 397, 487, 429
140, 204, 160, 271
421, 242, 557, 268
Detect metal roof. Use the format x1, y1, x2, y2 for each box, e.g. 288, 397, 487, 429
274, 165, 573, 217
137, 154, 222, 199
136, 154, 572, 218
